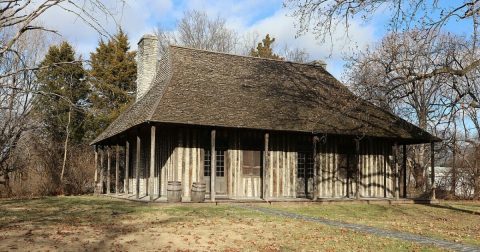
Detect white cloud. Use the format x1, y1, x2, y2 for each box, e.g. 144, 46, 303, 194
242, 9, 376, 77
35, 0, 377, 78
38, 0, 173, 58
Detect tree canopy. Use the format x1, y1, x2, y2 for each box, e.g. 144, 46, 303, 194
249, 34, 283, 60
36, 42, 87, 144
88, 30, 137, 139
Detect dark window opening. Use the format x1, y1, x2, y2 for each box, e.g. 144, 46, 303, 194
298, 152, 314, 178
243, 150, 261, 177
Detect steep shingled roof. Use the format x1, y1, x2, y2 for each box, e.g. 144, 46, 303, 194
91, 45, 439, 145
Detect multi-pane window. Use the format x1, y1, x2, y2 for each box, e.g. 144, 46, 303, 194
298, 152, 314, 178
216, 151, 225, 177
204, 150, 225, 177
204, 150, 211, 177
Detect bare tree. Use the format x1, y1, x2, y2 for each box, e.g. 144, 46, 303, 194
345, 31, 462, 193
282, 44, 310, 63
0, 0, 124, 196
285, 0, 480, 97
156, 10, 238, 54
0, 28, 48, 196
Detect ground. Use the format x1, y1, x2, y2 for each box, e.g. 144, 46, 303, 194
0, 196, 478, 251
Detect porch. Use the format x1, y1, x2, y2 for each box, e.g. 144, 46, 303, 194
92, 123, 438, 202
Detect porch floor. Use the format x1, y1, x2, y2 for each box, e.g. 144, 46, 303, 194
99, 193, 437, 205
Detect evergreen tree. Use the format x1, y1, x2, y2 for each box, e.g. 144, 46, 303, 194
88, 29, 136, 138
36, 42, 88, 144
249, 34, 283, 60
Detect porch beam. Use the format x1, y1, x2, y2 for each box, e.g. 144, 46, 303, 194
115, 144, 120, 195
135, 135, 141, 199
107, 147, 111, 195
125, 140, 130, 194
431, 142, 436, 200
150, 125, 156, 201
210, 129, 216, 202
313, 136, 319, 201
263, 132, 269, 200
402, 144, 407, 198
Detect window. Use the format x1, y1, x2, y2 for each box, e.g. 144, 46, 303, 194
204, 150, 211, 177
298, 152, 314, 178
243, 150, 261, 176
204, 149, 225, 177
216, 150, 225, 177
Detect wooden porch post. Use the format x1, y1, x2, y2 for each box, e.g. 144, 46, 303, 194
383, 144, 387, 198
94, 146, 98, 194
403, 144, 407, 198
263, 132, 269, 200
313, 136, 319, 201
431, 142, 436, 200
125, 140, 130, 194
107, 147, 111, 195
115, 144, 120, 195
135, 135, 141, 199
150, 125, 156, 201
100, 147, 104, 194
355, 139, 360, 199
393, 143, 399, 200
210, 129, 216, 202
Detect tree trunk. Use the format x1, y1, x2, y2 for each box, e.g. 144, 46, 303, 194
60, 108, 71, 185
2, 173, 12, 197
451, 138, 457, 196
413, 114, 428, 191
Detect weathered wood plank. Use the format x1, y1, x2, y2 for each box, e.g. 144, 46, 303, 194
107, 147, 111, 195
211, 129, 216, 201
263, 132, 269, 199
149, 126, 156, 201
125, 141, 130, 194
94, 146, 98, 194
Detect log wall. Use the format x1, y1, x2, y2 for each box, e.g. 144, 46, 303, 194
122, 125, 396, 200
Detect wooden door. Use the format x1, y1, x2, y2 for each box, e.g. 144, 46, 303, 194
242, 150, 262, 197
204, 149, 228, 195
296, 152, 314, 198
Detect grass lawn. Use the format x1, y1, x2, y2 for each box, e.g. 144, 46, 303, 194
0, 196, 454, 251
267, 201, 480, 247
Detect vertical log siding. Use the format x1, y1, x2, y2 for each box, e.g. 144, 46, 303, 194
123, 125, 396, 200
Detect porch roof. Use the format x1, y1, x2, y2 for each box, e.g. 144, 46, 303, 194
91, 46, 440, 145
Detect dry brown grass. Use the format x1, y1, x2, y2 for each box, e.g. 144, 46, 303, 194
0, 196, 446, 251
267, 201, 480, 246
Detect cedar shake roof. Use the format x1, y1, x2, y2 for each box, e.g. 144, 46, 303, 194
91, 45, 440, 145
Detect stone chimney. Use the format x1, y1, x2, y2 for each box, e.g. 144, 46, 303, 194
136, 34, 159, 101
309, 60, 327, 69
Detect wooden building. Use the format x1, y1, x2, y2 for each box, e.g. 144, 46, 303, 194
91, 35, 440, 202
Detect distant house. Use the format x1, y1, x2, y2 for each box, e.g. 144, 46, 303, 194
91, 34, 440, 202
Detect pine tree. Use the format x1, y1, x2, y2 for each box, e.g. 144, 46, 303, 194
36, 42, 88, 144
88, 29, 136, 138
249, 34, 283, 60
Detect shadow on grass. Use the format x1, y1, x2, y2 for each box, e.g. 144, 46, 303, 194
0, 196, 234, 251
424, 203, 480, 216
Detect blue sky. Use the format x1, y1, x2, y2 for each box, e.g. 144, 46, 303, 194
39, 0, 471, 79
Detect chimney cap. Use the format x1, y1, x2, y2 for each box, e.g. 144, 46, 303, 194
309, 60, 327, 68
138, 34, 158, 45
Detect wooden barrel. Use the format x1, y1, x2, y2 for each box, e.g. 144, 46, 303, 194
167, 181, 182, 202
191, 182, 206, 203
